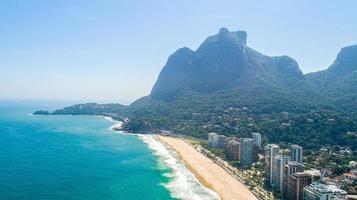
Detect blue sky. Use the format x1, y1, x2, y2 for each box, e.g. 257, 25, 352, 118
1, 0, 356, 104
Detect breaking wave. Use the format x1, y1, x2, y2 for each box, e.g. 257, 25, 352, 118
139, 135, 220, 200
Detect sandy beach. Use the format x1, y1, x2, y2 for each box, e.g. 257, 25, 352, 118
157, 135, 258, 200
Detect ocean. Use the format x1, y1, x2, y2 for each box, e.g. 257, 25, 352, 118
0, 106, 219, 200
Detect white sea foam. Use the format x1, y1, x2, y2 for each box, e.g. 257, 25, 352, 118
96, 115, 118, 122
139, 135, 220, 200
95, 116, 124, 131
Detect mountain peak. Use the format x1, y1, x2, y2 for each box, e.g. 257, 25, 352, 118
203, 28, 247, 46
150, 28, 304, 101
328, 44, 357, 76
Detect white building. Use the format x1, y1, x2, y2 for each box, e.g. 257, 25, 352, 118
252, 132, 262, 148
303, 182, 345, 200
273, 155, 290, 192
208, 132, 227, 148
265, 144, 280, 185
239, 138, 253, 166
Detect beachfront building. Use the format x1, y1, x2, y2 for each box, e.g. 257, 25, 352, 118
272, 155, 290, 192
239, 138, 253, 166
288, 172, 313, 200
225, 138, 240, 161
265, 144, 280, 185
291, 144, 303, 163
283, 161, 304, 199
252, 132, 261, 162
208, 132, 227, 148
252, 132, 262, 148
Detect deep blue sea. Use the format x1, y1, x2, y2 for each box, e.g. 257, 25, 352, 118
0, 106, 218, 200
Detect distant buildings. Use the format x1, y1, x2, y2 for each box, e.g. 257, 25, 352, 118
303, 182, 335, 200
208, 132, 227, 148
252, 132, 261, 162
272, 155, 290, 192
264, 143, 315, 200
252, 132, 262, 148
265, 144, 280, 185
223, 134, 260, 166
283, 161, 304, 199
225, 138, 240, 161
288, 172, 313, 200
239, 138, 253, 166
291, 144, 303, 163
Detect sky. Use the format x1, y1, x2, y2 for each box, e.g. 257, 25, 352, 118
1, 0, 356, 104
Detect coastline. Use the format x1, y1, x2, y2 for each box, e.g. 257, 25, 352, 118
156, 135, 258, 200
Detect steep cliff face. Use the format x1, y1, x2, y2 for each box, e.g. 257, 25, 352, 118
150, 28, 304, 101
306, 44, 357, 111
328, 45, 357, 76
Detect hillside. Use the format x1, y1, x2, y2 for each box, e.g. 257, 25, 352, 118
307, 44, 357, 112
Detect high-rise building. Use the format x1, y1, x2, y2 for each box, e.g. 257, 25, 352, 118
272, 155, 290, 192
303, 182, 336, 200
288, 172, 313, 200
252, 132, 261, 162
225, 138, 240, 161
252, 132, 262, 148
265, 144, 280, 185
208, 132, 227, 148
239, 138, 253, 166
291, 144, 303, 163
283, 161, 304, 199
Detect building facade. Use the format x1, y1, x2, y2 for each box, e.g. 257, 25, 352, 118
265, 144, 280, 185
252, 132, 262, 148
252, 132, 261, 162
273, 155, 290, 192
208, 132, 227, 148
283, 161, 304, 199
303, 182, 335, 200
239, 138, 253, 166
225, 138, 240, 161
288, 172, 313, 200
291, 144, 303, 163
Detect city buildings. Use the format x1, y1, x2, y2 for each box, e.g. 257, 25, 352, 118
208, 132, 227, 148
265, 144, 280, 185
288, 172, 313, 200
283, 161, 304, 199
239, 138, 253, 166
252, 132, 261, 162
291, 144, 303, 163
225, 138, 240, 161
252, 132, 262, 148
272, 155, 290, 192
303, 182, 335, 200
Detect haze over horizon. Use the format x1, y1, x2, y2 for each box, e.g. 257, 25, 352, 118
1, 0, 357, 104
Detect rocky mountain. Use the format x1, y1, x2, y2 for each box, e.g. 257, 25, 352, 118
151, 28, 306, 101
328, 45, 357, 76
307, 44, 357, 112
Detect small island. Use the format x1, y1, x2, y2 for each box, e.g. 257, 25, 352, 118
33, 110, 50, 115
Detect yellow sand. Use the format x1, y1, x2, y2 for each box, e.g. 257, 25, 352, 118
157, 135, 258, 200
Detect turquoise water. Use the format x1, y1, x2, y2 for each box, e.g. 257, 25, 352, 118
0, 107, 174, 200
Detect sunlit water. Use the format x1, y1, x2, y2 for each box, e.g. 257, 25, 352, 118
0, 107, 218, 200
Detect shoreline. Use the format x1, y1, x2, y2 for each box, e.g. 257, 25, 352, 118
156, 135, 258, 200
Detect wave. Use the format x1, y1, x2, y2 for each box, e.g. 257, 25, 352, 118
139, 135, 220, 200
95, 115, 118, 122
